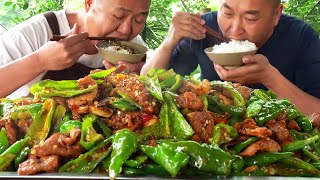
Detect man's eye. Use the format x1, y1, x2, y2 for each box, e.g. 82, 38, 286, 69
245, 18, 258, 22
224, 12, 232, 16
114, 15, 123, 19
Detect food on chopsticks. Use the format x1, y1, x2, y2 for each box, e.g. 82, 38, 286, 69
1, 67, 320, 178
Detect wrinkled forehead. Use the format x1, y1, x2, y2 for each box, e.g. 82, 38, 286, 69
219, 0, 274, 13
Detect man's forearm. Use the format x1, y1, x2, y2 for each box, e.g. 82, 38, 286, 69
0, 53, 45, 98
141, 38, 175, 75
264, 67, 320, 115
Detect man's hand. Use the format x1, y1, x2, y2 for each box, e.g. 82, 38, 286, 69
35, 24, 98, 72
165, 12, 206, 49
214, 54, 275, 86
103, 60, 145, 74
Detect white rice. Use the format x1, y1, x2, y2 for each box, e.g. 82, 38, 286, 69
102, 45, 132, 54
211, 40, 256, 53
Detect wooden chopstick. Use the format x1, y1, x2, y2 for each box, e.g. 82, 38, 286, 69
179, 0, 230, 42
50, 35, 115, 41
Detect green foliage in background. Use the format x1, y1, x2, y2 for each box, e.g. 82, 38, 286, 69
0, 0, 319, 48
283, 0, 320, 33
0, 0, 63, 29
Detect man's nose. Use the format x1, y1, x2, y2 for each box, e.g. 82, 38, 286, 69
117, 18, 132, 39
229, 18, 244, 38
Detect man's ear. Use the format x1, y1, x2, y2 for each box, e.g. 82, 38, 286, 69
85, 0, 94, 12
273, 4, 283, 27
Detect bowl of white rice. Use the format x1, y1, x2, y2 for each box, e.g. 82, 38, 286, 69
204, 40, 258, 69
96, 41, 148, 65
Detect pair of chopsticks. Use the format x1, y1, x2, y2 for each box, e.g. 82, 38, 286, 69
180, 0, 230, 42
50, 35, 115, 41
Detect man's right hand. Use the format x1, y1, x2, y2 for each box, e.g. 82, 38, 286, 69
35, 24, 97, 72
165, 12, 206, 49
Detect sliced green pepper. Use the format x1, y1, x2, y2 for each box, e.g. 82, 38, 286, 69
111, 98, 139, 112
59, 137, 112, 173
211, 123, 238, 145
231, 137, 259, 154
245, 152, 294, 167
159, 140, 233, 175
59, 120, 82, 134
25, 99, 56, 145
295, 115, 313, 133
50, 105, 67, 134
124, 155, 148, 168
246, 99, 264, 118
282, 135, 319, 152
207, 95, 245, 117
211, 81, 245, 107
0, 127, 9, 154
139, 74, 163, 101
10, 103, 43, 121
89, 67, 116, 79
117, 90, 142, 109
109, 129, 138, 179
279, 156, 320, 175
80, 114, 104, 150
141, 145, 189, 176
162, 92, 194, 140
0, 98, 13, 117
254, 99, 289, 126
14, 146, 30, 168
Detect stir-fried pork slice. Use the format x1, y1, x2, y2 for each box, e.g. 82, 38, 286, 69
31, 129, 82, 158
177, 80, 211, 96
266, 120, 294, 146
115, 75, 158, 114
106, 111, 145, 132
239, 138, 281, 157
5, 121, 18, 145
18, 155, 59, 175
67, 76, 98, 119
286, 120, 301, 131
186, 111, 217, 143
233, 84, 252, 101
176, 92, 203, 111
16, 118, 32, 134
309, 113, 320, 128
235, 119, 272, 139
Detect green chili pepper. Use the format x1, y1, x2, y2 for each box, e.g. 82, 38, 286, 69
0, 127, 9, 154
80, 114, 104, 150
89, 67, 116, 79
212, 123, 238, 145
59, 137, 112, 173
246, 99, 264, 118
227, 115, 243, 127
295, 115, 313, 133
211, 81, 245, 107
265, 164, 319, 177
111, 98, 139, 111
159, 101, 170, 138
122, 167, 146, 176
162, 92, 194, 140
279, 156, 320, 175
0, 99, 13, 117
302, 148, 320, 162
141, 145, 189, 176
282, 135, 319, 152
10, 103, 43, 121
139, 74, 164, 101
109, 129, 138, 179
14, 146, 30, 168
0, 154, 15, 171
50, 105, 67, 134
207, 95, 245, 117
159, 140, 233, 175
52, 113, 73, 134
30, 79, 98, 98
254, 99, 289, 126
231, 137, 259, 154
25, 99, 56, 145
286, 105, 300, 120
160, 75, 176, 89
59, 120, 82, 134
117, 90, 142, 109
200, 95, 208, 111
0, 137, 30, 170
124, 155, 148, 168
152, 68, 176, 81
169, 74, 182, 93
96, 119, 112, 138
232, 155, 244, 173
245, 152, 294, 167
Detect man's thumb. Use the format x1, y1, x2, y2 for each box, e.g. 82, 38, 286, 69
63, 23, 79, 36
